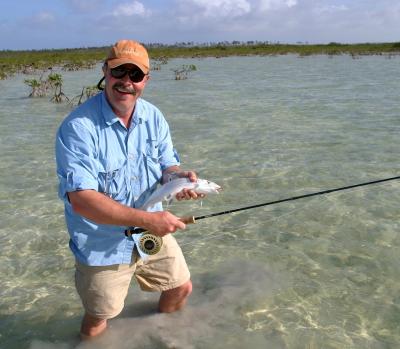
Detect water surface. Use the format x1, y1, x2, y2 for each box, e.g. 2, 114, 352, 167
1, 55, 400, 349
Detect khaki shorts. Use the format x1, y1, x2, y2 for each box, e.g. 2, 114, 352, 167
75, 234, 190, 319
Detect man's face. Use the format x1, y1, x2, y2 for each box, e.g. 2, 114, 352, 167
103, 63, 149, 116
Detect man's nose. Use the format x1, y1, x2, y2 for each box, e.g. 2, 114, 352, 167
120, 73, 131, 83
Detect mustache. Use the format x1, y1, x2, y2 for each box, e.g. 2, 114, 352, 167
112, 83, 136, 95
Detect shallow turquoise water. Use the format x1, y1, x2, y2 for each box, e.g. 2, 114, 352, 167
1, 55, 400, 349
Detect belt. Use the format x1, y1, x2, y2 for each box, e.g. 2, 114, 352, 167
124, 227, 146, 238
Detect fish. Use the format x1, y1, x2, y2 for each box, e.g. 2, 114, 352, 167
140, 178, 222, 210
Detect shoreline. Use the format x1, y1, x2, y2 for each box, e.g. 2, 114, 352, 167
1, 42, 399, 79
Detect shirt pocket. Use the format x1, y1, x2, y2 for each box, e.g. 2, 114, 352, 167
98, 160, 128, 202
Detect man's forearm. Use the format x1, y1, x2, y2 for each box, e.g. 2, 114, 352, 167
67, 189, 186, 236
68, 190, 150, 227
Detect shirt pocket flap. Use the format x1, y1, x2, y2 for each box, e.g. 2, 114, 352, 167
98, 159, 127, 201
145, 139, 160, 161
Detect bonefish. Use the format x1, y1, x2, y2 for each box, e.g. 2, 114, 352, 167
141, 178, 222, 210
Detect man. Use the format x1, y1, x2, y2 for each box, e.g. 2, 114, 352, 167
56, 40, 201, 338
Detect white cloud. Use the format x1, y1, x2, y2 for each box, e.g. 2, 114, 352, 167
258, 0, 298, 12
174, 0, 301, 25
112, 1, 151, 17
314, 4, 348, 15
179, 0, 251, 18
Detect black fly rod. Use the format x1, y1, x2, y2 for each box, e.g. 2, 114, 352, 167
128, 175, 400, 255
186, 175, 400, 223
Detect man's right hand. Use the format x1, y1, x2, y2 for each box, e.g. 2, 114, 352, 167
142, 211, 186, 236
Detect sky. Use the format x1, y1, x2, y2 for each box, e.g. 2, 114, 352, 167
0, 0, 399, 50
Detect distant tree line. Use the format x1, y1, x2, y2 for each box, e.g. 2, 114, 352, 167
1, 41, 400, 80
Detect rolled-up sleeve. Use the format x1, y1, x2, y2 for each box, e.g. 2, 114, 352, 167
56, 121, 99, 201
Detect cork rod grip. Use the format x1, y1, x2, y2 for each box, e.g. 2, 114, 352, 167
179, 216, 196, 224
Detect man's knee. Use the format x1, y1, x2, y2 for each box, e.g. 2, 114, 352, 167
164, 280, 192, 300
159, 280, 192, 312
176, 280, 193, 298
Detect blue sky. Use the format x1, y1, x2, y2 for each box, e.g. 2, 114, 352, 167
1, 0, 399, 50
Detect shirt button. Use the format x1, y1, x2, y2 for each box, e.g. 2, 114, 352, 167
131, 176, 138, 180
129, 154, 135, 160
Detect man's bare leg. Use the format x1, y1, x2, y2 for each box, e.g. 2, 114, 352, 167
80, 313, 107, 339
80, 280, 192, 338
158, 280, 192, 313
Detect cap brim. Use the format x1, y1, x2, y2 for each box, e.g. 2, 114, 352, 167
107, 58, 149, 74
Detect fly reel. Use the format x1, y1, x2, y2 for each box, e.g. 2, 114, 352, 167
139, 233, 163, 255
125, 216, 196, 256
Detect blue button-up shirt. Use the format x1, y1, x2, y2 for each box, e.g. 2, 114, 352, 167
55, 92, 180, 266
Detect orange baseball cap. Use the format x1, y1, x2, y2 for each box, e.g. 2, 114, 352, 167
105, 40, 150, 74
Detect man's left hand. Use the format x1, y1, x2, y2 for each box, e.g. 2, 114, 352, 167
174, 170, 205, 201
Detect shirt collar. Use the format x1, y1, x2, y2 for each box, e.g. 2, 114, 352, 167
101, 92, 120, 126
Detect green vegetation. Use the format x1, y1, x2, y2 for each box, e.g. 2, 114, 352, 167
24, 77, 45, 97
151, 56, 169, 71
69, 85, 98, 107
1, 41, 400, 80
172, 64, 197, 80
24, 71, 65, 98
148, 41, 400, 59
24, 70, 96, 105
48, 73, 69, 103
0, 47, 104, 78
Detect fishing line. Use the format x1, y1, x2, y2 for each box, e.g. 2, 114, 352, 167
191, 175, 400, 223
180, 214, 294, 248
181, 177, 400, 250
180, 190, 331, 248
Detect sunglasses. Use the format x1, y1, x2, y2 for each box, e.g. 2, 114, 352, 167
110, 67, 146, 83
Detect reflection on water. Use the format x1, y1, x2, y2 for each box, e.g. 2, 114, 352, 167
1, 55, 400, 349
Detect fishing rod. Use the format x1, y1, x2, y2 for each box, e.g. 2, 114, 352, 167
127, 175, 400, 254
192, 175, 400, 222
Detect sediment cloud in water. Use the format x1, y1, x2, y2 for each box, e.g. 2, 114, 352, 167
29, 260, 287, 349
